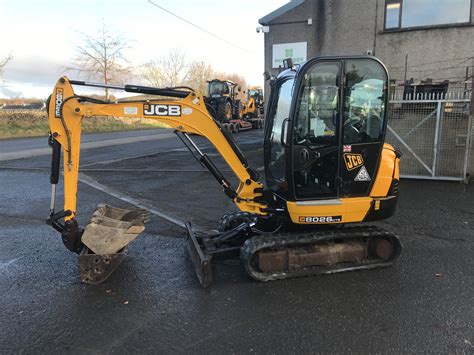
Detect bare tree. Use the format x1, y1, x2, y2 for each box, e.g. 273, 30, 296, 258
216, 72, 247, 91
141, 50, 248, 99
0, 53, 12, 79
187, 60, 215, 94
69, 22, 130, 99
142, 49, 188, 88
141, 60, 163, 88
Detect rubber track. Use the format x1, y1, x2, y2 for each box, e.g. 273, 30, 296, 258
240, 225, 402, 282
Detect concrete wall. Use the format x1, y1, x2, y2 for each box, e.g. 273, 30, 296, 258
261, 0, 474, 83
374, 0, 474, 83
316, 0, 378, 57
262, 1, 317, 78
261, 0, 318, 96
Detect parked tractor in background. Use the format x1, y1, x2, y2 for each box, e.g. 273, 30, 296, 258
204, 79, 261, 133
204, 79, 242, 122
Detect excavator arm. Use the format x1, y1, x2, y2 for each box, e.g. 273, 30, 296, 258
46, 77, 268, 284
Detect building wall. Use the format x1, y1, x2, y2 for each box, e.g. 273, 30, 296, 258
317, 0, 378, 57
260, 0, 474, 180
262, 1, 318, 96
262, 0, 474, 83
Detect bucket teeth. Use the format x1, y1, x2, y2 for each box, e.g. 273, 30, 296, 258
81, 204, 148, 256
89, 215, 144, 229
93, 204, 150, 223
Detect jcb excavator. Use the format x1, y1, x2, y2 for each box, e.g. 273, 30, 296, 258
46, 56, 402, 287
242, 86, 264, 120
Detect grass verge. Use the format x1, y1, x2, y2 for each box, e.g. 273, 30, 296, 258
0, 110, 167, 139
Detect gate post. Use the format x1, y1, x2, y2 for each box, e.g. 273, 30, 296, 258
463, 81, 474, 183
432, 100, 442, 177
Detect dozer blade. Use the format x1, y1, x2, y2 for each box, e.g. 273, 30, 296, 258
78, 204, 148, 284
185, 223, 213, 288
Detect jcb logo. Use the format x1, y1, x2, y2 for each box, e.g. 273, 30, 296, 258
143, 104, 181, 116
344, 153, 364, 171
54, 88, 63, 118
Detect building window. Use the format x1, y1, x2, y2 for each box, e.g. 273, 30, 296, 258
385, 1, 401, 29
384, 0, 471, 30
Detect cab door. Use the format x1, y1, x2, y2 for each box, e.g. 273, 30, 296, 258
290, 60, 342, 200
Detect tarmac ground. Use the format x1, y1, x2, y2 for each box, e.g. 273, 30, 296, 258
0, 129, 473, 353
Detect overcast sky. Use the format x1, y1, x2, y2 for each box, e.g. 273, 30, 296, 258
0, 0, 287, 98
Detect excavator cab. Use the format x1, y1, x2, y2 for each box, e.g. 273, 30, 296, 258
247, 87, 263, 105
265, 56, 391, 203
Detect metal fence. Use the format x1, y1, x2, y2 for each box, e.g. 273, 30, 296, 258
387, 83, 472, 182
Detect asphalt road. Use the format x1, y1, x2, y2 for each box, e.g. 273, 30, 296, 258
0, 129, 473, 353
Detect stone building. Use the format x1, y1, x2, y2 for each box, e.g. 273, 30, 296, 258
259, 0, 474, 84
259, 0, 474, 181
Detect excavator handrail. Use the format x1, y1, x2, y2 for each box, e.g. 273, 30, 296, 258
68, 80, 193, 98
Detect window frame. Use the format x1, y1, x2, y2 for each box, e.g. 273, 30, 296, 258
384, 0, 403, 30
383, 0, 473, 31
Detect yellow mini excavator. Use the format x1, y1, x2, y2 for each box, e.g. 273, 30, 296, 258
242, 85, 264, 120
46, 56, 402, 287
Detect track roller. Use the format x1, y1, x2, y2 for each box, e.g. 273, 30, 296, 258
240, 226, 401, 282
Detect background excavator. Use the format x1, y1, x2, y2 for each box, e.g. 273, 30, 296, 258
46, 56, 402, 287
242, 85, 264, 122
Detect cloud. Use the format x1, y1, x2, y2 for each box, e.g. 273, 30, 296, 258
1, 55, 73, 97
2, 55, 69, 87
0, 85, 24, 98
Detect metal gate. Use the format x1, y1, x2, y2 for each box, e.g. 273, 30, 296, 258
386, 86, 472, 182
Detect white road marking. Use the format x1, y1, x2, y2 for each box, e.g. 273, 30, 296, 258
0, 132, 175, 162
0, 257, 21, 269
78, 173, 199, 230
80, 147, 190, 168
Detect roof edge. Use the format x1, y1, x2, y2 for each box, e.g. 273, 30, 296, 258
259, 0, 306, 25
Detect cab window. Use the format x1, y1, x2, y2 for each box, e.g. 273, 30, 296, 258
343, 60, 387, 144
294, 63, 339, 146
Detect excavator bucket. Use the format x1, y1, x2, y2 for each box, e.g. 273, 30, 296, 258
78, 204, 149, 284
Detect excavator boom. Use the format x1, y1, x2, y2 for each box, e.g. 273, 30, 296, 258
48, 77, 266, 220
47, 77, 267, 283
